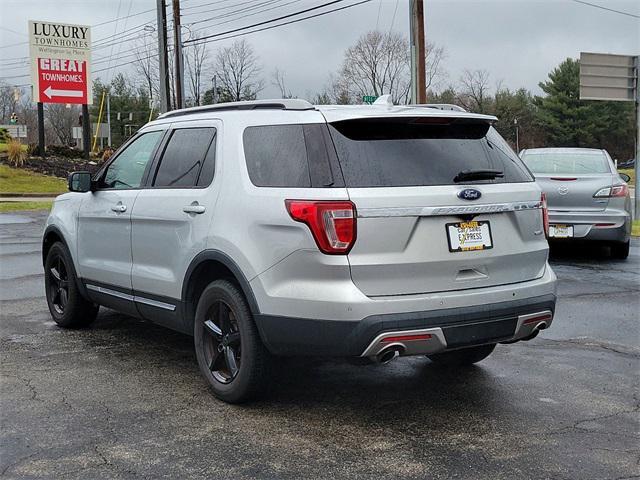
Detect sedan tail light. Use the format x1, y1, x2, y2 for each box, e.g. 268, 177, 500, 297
541, 192, 549, 237
285, 200, 357, 254
593, 184, 628, 198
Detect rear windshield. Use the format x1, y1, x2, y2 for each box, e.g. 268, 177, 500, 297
521, 151, 610, 174
328, 119, 532, 187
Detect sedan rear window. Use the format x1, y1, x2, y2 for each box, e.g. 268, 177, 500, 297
328, 118, 532, 187
521, 151, 610, 174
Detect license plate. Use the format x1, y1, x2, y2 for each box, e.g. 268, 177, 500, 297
446, 221, 493, 252
549, 224, 574, 238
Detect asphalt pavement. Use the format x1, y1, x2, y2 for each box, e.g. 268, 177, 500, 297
1, 210, 638, 480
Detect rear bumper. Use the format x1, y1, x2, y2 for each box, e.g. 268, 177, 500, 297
255, 293, 556, 357
548, 207, 631, 242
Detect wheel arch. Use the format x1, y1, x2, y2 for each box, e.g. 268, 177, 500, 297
182, 250, 260, 332
42, 225, 89, 299
42, 225, 68, 267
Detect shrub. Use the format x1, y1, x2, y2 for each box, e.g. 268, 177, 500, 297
26, 143, 39, 156
7, 140, 26, 167
46, 145, 84, 158
0, 128, 11, 143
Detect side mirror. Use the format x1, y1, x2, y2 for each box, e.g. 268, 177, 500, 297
68, 171, 92, 192
619, 173, 631, 183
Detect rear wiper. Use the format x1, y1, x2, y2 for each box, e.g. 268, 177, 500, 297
453, 169, 504, 183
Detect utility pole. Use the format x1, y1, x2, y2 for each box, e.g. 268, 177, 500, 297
82, 104, 90, 159
409, 0, 426, 104
172, 0, 185, 109
156, 0, 170, 113
37, 102, 45, 157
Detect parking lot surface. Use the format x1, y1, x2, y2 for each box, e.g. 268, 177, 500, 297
1, 210, 638, 479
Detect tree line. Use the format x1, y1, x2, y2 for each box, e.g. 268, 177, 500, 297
0, 29, 635, 161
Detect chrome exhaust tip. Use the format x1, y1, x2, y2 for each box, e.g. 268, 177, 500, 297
376, 347, 402, 364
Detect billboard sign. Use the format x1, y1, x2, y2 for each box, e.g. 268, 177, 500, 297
579, 52, 636, 102
29, 20, 92, 104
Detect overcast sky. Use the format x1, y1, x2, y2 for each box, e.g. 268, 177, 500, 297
1, 0, 638, 100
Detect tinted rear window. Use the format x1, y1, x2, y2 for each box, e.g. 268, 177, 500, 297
521, 151, 610, 174
154, 128, 216, 187
243, 125, 310, 187
328, 119, 532, 187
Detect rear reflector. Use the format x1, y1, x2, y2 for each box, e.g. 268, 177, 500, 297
523, 313, 553, 325
381, 333, 432, 343
285, 200, 357, 254
594, 223, 615, 228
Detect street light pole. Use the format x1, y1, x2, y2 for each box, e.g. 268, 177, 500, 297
514, 117, 519, 153
212, 75, 217, 104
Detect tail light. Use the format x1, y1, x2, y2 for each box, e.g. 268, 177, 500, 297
593, 184, 628, 198
540, 192, 549, 237
285, 200, 357, 254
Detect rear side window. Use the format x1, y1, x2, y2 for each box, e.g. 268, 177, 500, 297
153, 128, 216, 187
328, 119, 533, 187
521, 151, 610, 174
243, 125, 310, 187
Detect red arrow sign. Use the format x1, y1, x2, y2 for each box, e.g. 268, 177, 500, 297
37, 58, 87, 104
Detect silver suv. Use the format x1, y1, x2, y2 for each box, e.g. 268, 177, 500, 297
43, 98, 557, 403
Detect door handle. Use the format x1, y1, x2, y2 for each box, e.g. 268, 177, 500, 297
111, 204, 127, 213
183, 204, 205, 214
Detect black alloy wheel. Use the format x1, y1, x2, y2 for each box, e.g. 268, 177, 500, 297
202, 301, 242, 384
47, 252, 70, 315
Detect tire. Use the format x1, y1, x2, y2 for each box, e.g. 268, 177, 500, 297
610, 241, 630, 260
44, 242, 99, 328
193, 279, 271, 403
427, 343, 496, 366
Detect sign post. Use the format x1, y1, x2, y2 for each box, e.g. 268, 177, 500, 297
580, 52, 639, 220
29, 20, 92, 158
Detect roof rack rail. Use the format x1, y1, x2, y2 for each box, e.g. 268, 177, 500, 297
419, 103, 467, 113
158, 99, 315, 119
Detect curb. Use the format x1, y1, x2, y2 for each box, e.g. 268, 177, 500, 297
0, 193, 61, 198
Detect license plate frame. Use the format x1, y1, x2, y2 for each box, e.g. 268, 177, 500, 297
446, 220, 493, 253
549, 224, 574, 238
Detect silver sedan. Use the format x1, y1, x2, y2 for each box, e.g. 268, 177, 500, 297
520, 147, 632, 260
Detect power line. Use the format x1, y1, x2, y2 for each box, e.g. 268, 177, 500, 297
570, 0, 640, 18
185, 0, 306, 30
185, 0, 286, 27
389, 0, 399, 32
184, 0, 347, 44
186, 0, 373, 47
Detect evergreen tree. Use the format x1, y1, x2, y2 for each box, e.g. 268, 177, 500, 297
535, 58, 634, 159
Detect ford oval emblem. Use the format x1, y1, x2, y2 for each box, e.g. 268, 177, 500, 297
458, 188, 482, 201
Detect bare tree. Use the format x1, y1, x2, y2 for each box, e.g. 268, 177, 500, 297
18, 97, 38, 144
0, 82, 19, 123
424, 41, 446, 93
338, 31, 410, 104
458, 69, 491, 113
45, 104, 80, 145
133, 36, 159, 104
213, 39, 264, 102
184, 31, 208, 106
272, 68, 293, 98
335, 30, 446, 105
